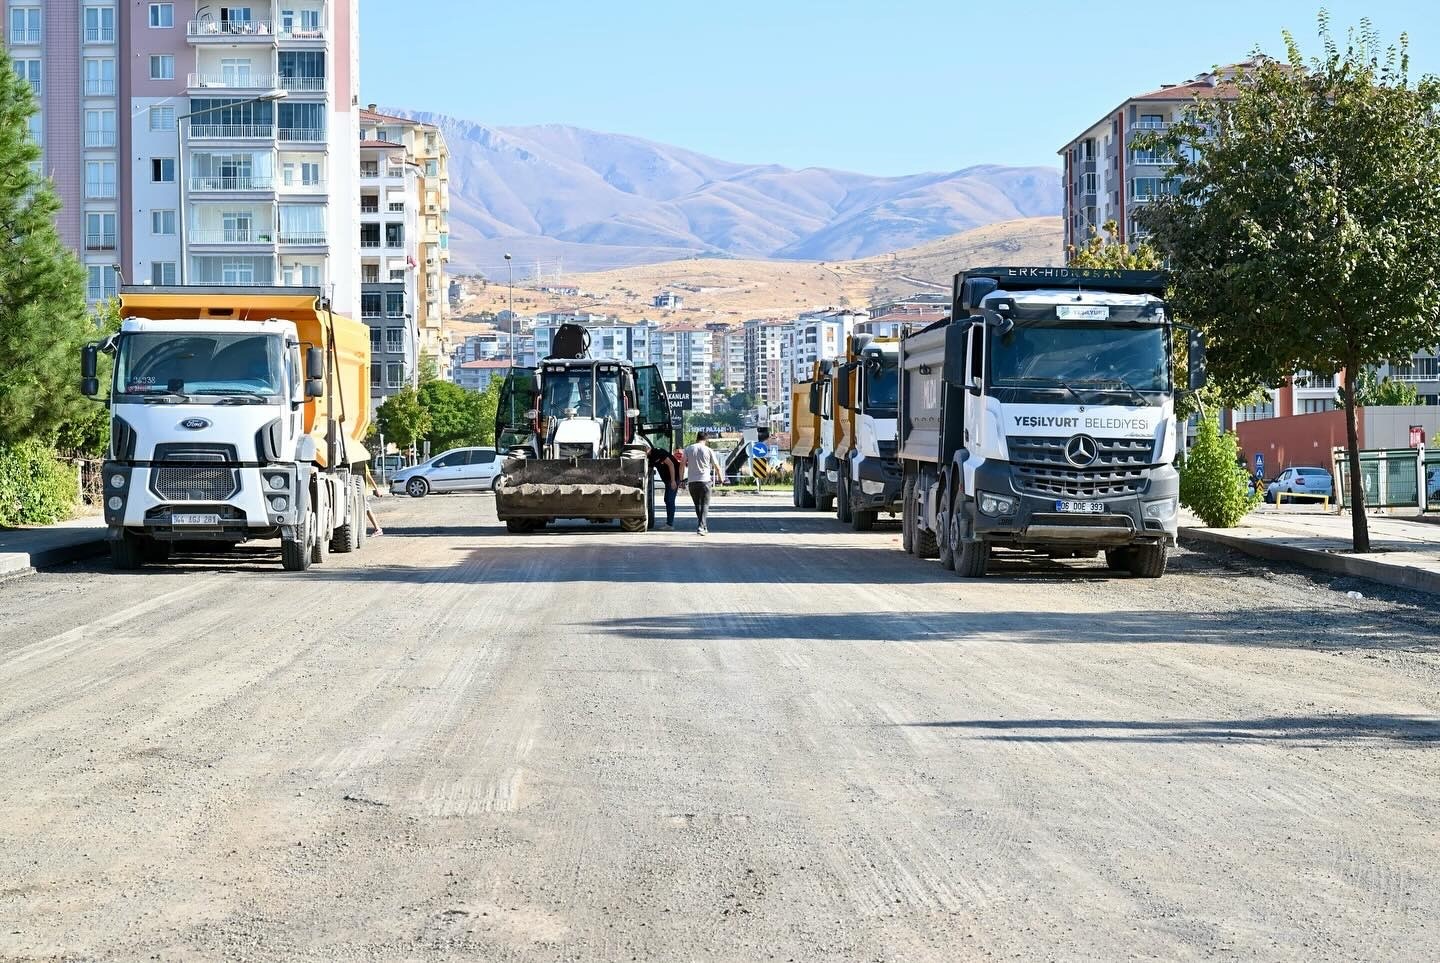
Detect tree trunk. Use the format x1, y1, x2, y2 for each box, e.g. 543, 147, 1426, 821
1341, 363, 1370, 553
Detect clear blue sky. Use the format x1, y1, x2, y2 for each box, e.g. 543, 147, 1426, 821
361, 0, 1440, 176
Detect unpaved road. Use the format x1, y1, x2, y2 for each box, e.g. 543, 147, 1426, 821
2, 493, 1438, 961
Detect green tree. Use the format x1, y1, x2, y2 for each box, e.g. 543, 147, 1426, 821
1139, 15, 1440, 551
0, 48, 94, 447
1334, 367, 1421, 408
417, 352, 440, 384
54, 299, 122, 456
1179, 416, 1260, 527
727, 391, 754, 413
418, 379, 494, 451
374, 384, 430, 453
1067, 220, 1162, 269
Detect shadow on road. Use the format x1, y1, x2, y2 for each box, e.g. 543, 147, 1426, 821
897, 713, 1440, 745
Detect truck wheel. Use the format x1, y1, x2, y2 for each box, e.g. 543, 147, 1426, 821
505, 518, 533, 534
792, 466, 802, 508
310, 510, 328, 565
852, 508, 875, 532
901, 477, 915, 554
354, 477, 368, 550
1104, 548, 1132, 572
330, 484, 358, 554
836, 472, 853, 523
620, 516, 648, 533
799, 461, 815, 509
1127, 543, 1168, 578
110, 533, 144, 571
954, 536, 989, 578
937, 487, 956, 571
817, 472, 834, 513
142, 538, 172, 564
406, 477, 429, 498
282, 517, 312, 572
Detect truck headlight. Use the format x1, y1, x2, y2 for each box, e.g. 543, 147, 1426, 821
269, 496, 289, 512
107, 496, 123, 511
978, 492, 1016, 516
109, 473, 126, 489
1143, 498, 1177, 520
267, 474, 288, 490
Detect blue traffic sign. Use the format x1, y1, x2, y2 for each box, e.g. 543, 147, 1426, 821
1254, 452, 1264, 473
750, 442, 770, 458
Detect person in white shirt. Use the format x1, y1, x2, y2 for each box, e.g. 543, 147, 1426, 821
681, 432, 722, 535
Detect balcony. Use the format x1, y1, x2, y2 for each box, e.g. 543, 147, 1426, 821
187, 19, 277, 41
85, 182, 117, 200
278, 230, 327, 246
85, 132, 118, 148
84, 234, 117, 252
1131, 120, 1171, 131
278, 127, 325, 143
83, 80, 116, 97
277, 178, 326, 194
278, 76, 326, 92
187, 72, 278, 91
189, 124, 275, 140
190, 175, 274, 192
277, 21, 328, 42
189, 229, 275, 246
84, 26, 116, 43
10, 28, 41, 44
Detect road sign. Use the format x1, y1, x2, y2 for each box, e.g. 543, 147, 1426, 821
1254, 452, 1264, 474
750, 442, 770, 458
1411, 425, 1426, 448
751, 456, 772, 480
665, 380, 693, 413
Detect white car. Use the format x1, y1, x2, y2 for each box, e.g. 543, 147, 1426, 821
390, 447, 503, 497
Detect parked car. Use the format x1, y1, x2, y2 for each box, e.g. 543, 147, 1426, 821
1428, 467, 1440, 501
1266, 466, 1334, 503
390, 447, 503, 497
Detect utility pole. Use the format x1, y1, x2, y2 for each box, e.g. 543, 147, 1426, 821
504, 252, 514, 364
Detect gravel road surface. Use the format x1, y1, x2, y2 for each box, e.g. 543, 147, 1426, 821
2, 492, 1437, 961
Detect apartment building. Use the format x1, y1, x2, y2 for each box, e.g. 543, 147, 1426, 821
452, 358, 509, 393
5, 0, 361, 309
742, 318, 791, 411
650, 323, 713, 412
1234, 354, 1440, 425
789, 310, 859, 384
359, 107, 449, 363
356, 135, 416, 402
534, 319, 650, 364
719, 327, 746, 394
1057, 63, 1247, 254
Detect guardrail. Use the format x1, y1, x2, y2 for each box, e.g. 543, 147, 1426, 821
1333, 446, 1435, 511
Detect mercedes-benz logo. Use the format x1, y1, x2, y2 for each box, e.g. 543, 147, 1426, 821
1065, 434, 1098, 468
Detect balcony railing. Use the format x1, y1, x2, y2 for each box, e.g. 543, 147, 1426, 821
189, 124, 274, 139
187, 19, 276, 39
278, 127, 325, 143
278, 231, 326, 246
277, 178, 326, 192
1132, 120, 1171, 130
85, 132, 118, 148
360, 237, 382, 249
189, 229, 274, 245
83, 80, 116, 96
10, 28, 41, 44
360, 168, 380, 179
85, 182, 117, 199
278, 76, 326, 92
277, 22, 328, 41
190, 175, 274, 191
84, 234, 117, 251
84, 26, 116, 43
187, 72, 278, 90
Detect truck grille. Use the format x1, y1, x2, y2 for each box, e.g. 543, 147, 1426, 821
150, 444, 240, 501
1009, 435, 1155, 499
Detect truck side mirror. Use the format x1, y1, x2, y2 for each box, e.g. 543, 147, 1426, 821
807, 384, 819, 415
1187, 331, 1208, 390
305, 377, 323, 398
81, 343, 99, 380
942, 323, 970, 386
835, 365, 852, 409
306, 346, 325, 380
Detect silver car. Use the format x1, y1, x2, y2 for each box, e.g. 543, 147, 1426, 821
1265, 466, 1334, 504
390, 447, 503, 497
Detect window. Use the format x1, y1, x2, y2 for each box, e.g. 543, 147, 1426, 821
361, 265, 379, 283
386, 362, 404, 388
278, 102, 325, 140
424, 159, 438, 177
9, 7, 41, 44
221, 259, 256, 284
83, 6, 115, 43
385, 328, 404, 352
369, 327, 382, 352
300, 9, 320, 31
151, 158, 176, 183
26, 114, 40, 146
150, 261, 178, 285
385, 223, 404, 248
152, 209, 177, 235
86, 265, 118, 301
278, 51, 325, 90
222, 210, 253, 242
84, 110, 116, 147
389, 268, 405, 282
85, 213, 116, 250
150, 55, 175, 80
385, 291, 405, 317
1299, 398, 1334, 414
14, 59, 41, 94
370, 361, 382, 386
148, 3, 174, 27
85, 160, 116, 198
301, 162, 321, 186
83, 58, 115, 96
281, 263, 321, 286
149, 106, 176, 131
278, 205, 323, 244
361, 292, 382, 318
360, 223, 380, 248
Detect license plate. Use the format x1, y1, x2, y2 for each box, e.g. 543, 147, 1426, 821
1056, 500, 1105, 514
172, 513, 220, 526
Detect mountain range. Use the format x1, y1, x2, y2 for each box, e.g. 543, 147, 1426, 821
386, 111, 1062, 274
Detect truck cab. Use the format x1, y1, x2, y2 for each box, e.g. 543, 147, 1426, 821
833, 333, 903, 530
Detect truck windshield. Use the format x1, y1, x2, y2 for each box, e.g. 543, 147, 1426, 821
864, 363, 899, 412
115, 333, 284, 399
989, 324, 1169, 397
540, 368, 621, 420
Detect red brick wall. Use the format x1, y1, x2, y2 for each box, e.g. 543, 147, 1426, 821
1236, 409, 1359, 475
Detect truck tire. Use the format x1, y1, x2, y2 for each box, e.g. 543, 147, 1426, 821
1104, 548, 1131, 572
937, 487, 956, 571
620, 516, 648, 533
142, 538, 172, 564
330, 479, 358, 554
505, 518, 534, 534
110, 533, 144, 571
798, 460, 815, 508
1127, 542, 1168, 578
792, 465, 802, 508
309, 502, 328, 565
836, 472, 853, 523
354, 477, 368, 550
901, 477, 915, 554
852, 508, 875, 531
816, 467, 834, 513
282, 517, 311, 571
954, 536, 990, 578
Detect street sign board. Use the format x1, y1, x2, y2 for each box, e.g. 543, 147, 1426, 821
665, 380, 693, 413
1411, 425, 1426, 448
1254, 452, 1264, 475
750, 442, 770, 458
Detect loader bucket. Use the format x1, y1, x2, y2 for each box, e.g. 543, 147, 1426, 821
495, 456, 650, 523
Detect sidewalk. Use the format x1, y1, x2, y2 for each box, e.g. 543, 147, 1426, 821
0, 515, 108, 578
1181, 508, 1440, 596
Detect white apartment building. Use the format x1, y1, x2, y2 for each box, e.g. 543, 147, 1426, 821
719, 327, 746, 396
534, 320, 651, 364
650, 324, 714, 412
789, 310, 859, 384
743, 318, 791, 411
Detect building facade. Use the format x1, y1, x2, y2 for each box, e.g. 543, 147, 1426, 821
650, 323, 714, 413
789, 310, 859, 384
6, 0, 361, 310
743, 318, 791, 411
534, 320, 650, 364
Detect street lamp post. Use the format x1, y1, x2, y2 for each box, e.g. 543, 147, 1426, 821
503, 252, 514, 364
168, 89, 287, 283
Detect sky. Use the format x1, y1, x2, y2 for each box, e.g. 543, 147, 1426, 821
361, 0, 1440, 176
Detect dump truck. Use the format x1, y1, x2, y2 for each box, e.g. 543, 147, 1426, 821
832, 330, 903, 530
899, 267, 1206, 578
82, 286, 372, 571
493, 324, 675, 532
789, 361, 837, 511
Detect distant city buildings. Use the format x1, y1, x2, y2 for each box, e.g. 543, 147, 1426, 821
650, 323, 714, 412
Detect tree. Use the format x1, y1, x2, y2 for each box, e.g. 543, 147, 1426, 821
1334, 368, 1421, 408
374, 385, 430, 453
53, 299, 123, 456
417, 352, 440, 385
727, 391, 754, 413
0, 48, 95, 447
1179, 415, 1261, 527
1139, 15, 1440, 551
418, 379, 495, 451
1067, 220, 1163, 269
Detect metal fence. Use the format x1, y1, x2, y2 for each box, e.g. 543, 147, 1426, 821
1332, 447, 1438, 511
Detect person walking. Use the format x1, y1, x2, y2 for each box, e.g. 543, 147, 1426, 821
363, 466, 385, 537
647, 444, 682, 530
682, 431, 722, 535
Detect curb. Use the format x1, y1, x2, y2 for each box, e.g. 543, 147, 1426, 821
1182, 526, 1440, 597
0, 535, 109, 580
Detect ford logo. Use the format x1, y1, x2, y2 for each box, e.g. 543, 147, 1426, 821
180, 418, 211, 431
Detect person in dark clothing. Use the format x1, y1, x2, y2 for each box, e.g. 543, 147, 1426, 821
647, 445, 682, 529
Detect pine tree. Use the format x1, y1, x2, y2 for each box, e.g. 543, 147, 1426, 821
0, 46, 96, 446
